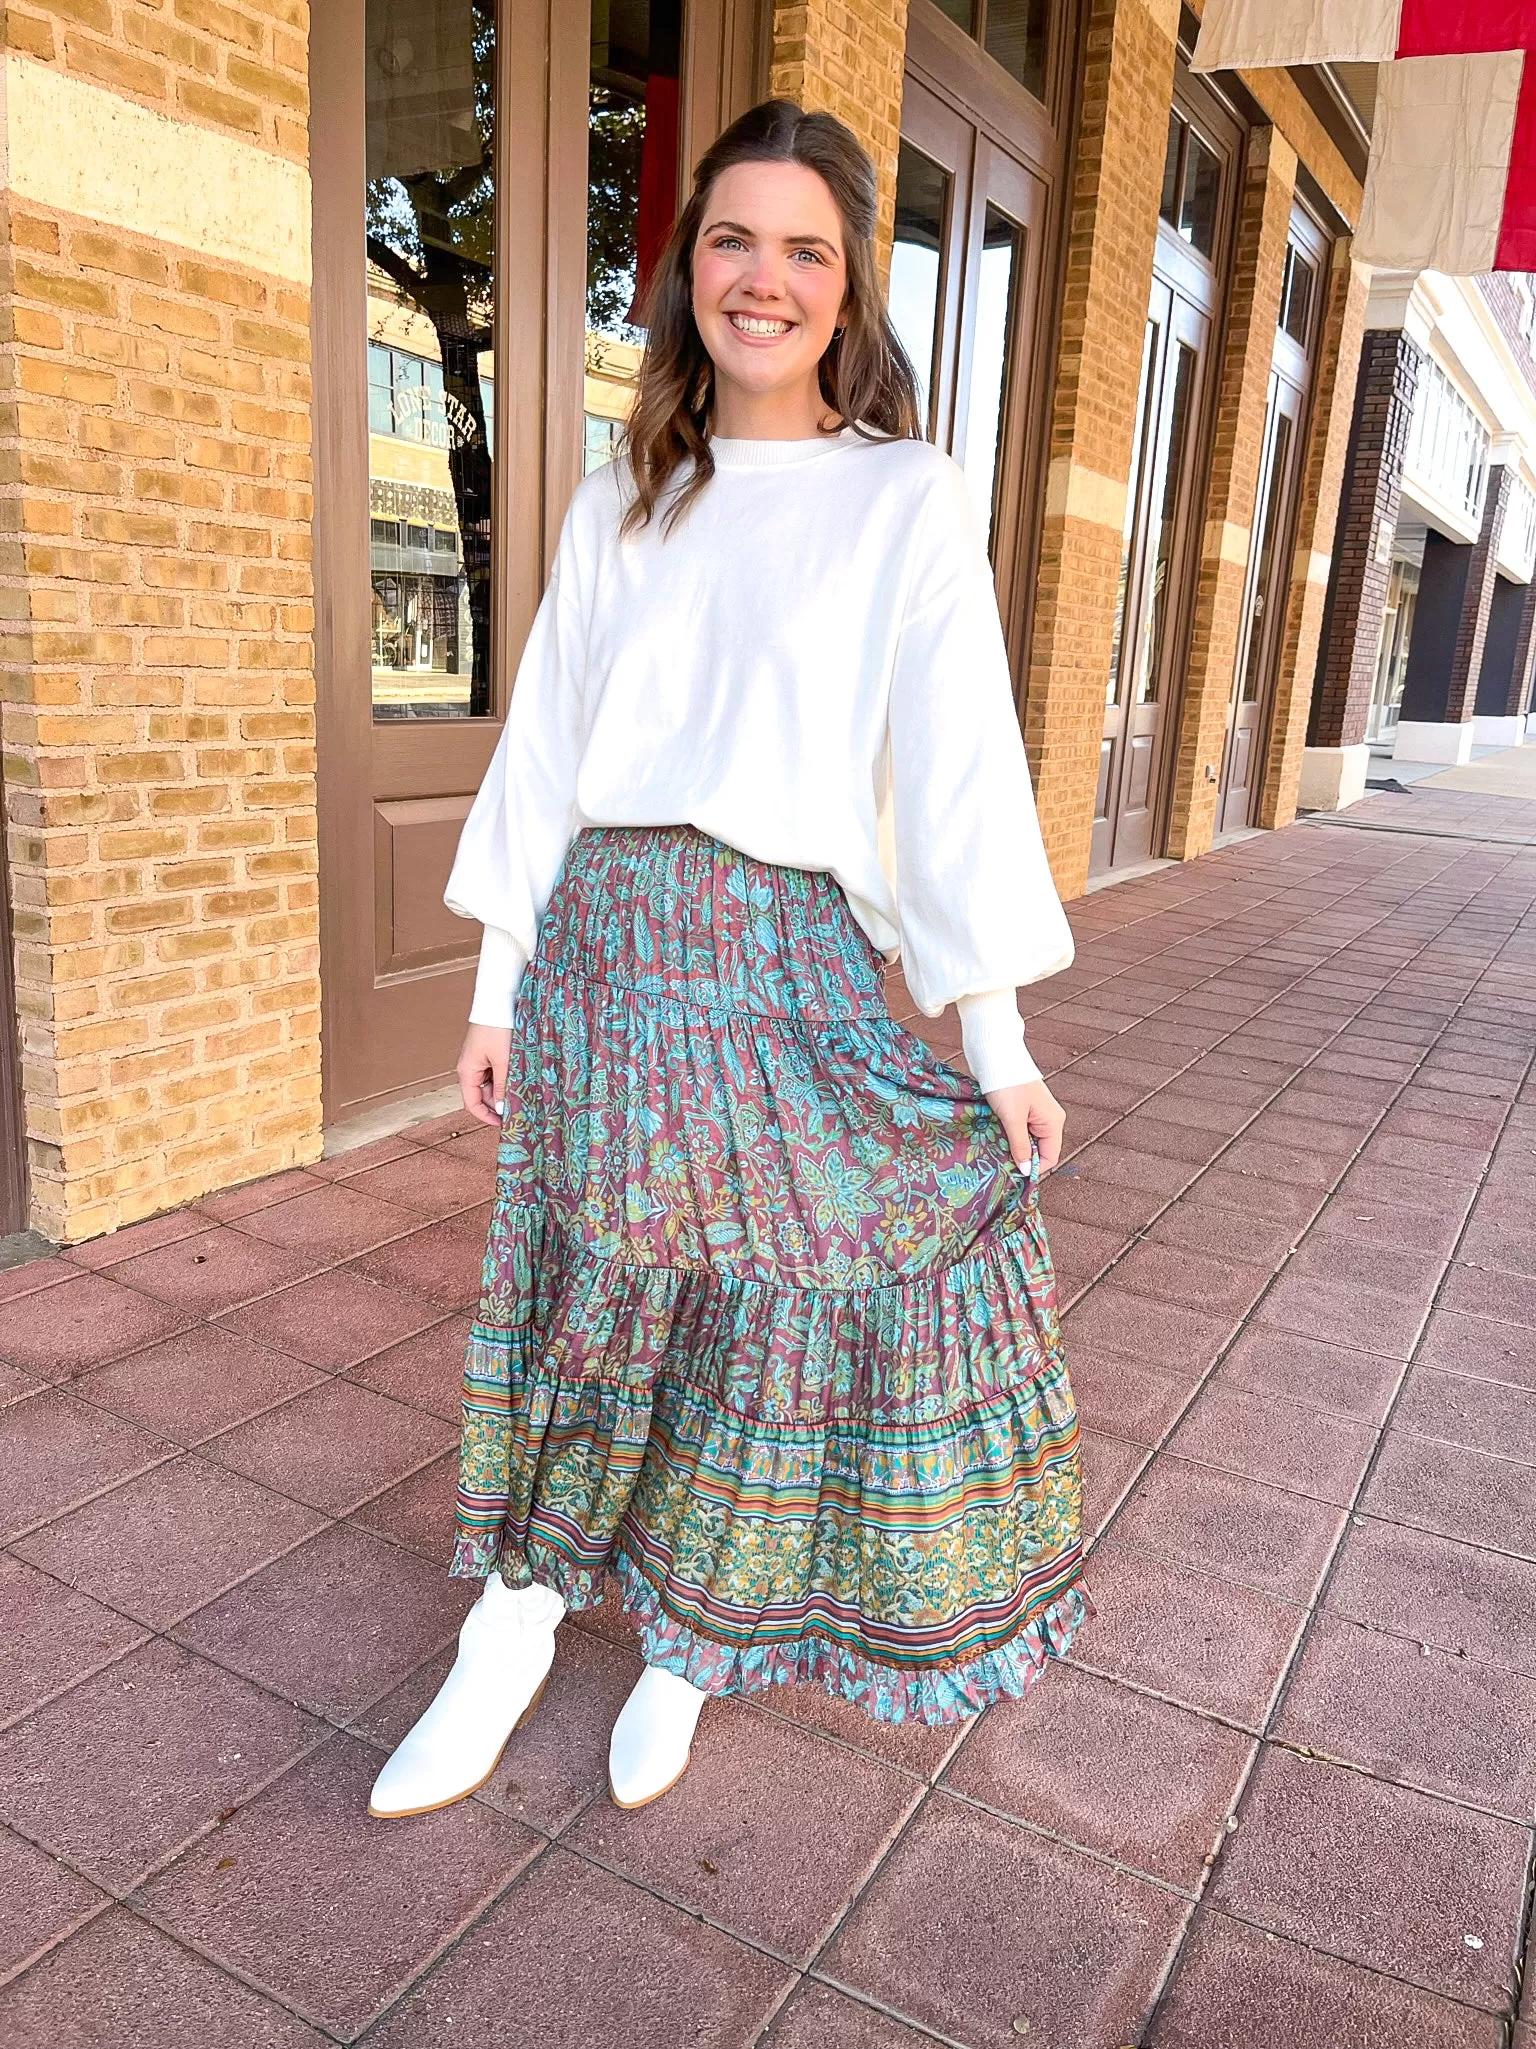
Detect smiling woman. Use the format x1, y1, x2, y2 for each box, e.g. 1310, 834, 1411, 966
367, 98, 1086, 1828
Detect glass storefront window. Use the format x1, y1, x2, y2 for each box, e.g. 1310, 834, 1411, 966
584, 1, 684, 449
1133, 341, 1195, 707
1279, 243, 1315, 344
890, 143, 950, 437
1240, 406, 1292, 703
364, 0, 496, 721
1159, 114, 1184, 226
1178, 131, 1221, 258
983, 0, 1048, 98
1108, 319, 1158, 707
1368, 554, 1420, 742
932, 0, 977, 27
961, 204, 1021, 548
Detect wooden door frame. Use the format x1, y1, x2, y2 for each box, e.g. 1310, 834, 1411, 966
312, 0, 766, 1126
902, 0, 1082, 712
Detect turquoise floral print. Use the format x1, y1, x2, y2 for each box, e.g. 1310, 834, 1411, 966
452, 826, 1087, 1725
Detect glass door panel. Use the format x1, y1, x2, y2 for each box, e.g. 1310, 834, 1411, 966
585, 1, 685, 461
890, 142, 952, 437
365, 0, 497, 720
960, 203, 1022, 545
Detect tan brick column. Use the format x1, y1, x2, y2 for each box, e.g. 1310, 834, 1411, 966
1258, 239, 1368, 828
768, 0, 909, 266
1020, 0, 1179, 899
0, 6, 319, 1242
1164, 127, 1296, 860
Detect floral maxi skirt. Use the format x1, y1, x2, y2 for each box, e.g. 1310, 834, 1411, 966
451, 826, 1087, 1725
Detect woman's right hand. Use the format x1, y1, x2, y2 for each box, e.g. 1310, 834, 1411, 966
457, 1024, 513, 1128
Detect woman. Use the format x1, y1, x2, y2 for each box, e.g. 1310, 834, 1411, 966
369, 99, 1085, 1820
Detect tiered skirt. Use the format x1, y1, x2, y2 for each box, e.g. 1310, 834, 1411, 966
451, 825, 1086, 1725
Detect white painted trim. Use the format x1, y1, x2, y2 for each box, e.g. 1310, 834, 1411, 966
1392, 718, 1475, 765
1472, 714, 1525, 747
0, 54, 310, 284
1298, 743, 1370, 812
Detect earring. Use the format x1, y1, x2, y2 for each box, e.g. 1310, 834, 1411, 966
833, 324, 846, 339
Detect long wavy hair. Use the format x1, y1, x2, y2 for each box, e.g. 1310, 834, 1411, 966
620, 99, 923, 536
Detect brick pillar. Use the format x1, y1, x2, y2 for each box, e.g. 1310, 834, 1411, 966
1308, 326, 1423, 749
769, 0, 910, 269
1164, 127, 1296, 860
0, 12, 320, 1242
1021, 0, 1180, 898
1258, 239, 1368, 828
1411, 461, 1511, 725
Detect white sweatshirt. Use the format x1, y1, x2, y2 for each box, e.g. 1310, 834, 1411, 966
445, 426, 1073, 1091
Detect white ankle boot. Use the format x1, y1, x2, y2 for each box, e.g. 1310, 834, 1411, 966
608, 1663, 708, 1809
369, 1576, 565, 1818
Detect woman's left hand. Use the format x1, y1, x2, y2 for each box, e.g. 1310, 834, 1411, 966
985, 1079, 1067, 1174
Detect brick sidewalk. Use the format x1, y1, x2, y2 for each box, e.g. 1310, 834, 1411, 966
1, 788, 1534, 2048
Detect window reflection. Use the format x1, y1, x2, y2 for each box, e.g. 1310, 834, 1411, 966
889, 143, 950, 437
983, 0, 1048, 99
1178, 131, 1221, 259
1242, 407, 1291, 703
1279, 243, 1315, 344
583, 1, 684, 464
1108, 319, 1158, 707
365, 0, 496, 721
961, 204, 1021, 549
1135, 341, 1196, 707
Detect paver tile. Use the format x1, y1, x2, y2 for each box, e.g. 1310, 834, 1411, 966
0, 1637, 321, 1890
1066, 1346, 1199, 1446
1211, 1745, 1525, 2008
1107, 1457, 1346, 1602
821, 1791, 1187, 2049
69, 1323, 323, 1446
0, 1907, 330, 2049
1325, 1515, 1536, 1677
1168, 1380, 1377, 1505
362, 1848, 791, 2049
1181, 1167, 1327, 1226
764, 1982, 934, 2048
0, 1256, 71, 1304
1063, 1284, 1236, 1376
1275, 1612, 1536, 1817
197, 1167, 328, 1221
1458, 1209, 1536, 1279
343, 1148, 495, 1217
1101, 1240, 1271, 1318
1438, 1260, 1536, 1331
434, 1121, 502, 1169
306, 1134, 423, 1181
565, 1696, 920, 1963
230, 1181, 419, 1261
63, 1208, 213, 1270
1080, 1427, 1148, 1535
174, 1523, 474, 1723
1214, 1322, 1402, 1423
0, 1389, 175, 1542
0, 1554, 147, 1731
14, 1456, 324, 1632
1145, 1199, 1302, 1265
1252, 1267, 1429, 1359
346, 1206, 493, 1309
1071, 1540, 1305, 1727
346, 1312, 470, 1420
1149, 1908, 1503, 2048
1413, 1306, 1535, 1390
349, 1449, 459, 1561
203, 1378, 457, 1515
141, 1734, 541, 2040
109, 1225, 326, 1315
0, 1824, 105, 1979
215, 1266, 444, 1371
0, 1270, 187, 1377
942, 1661, 1252, 1887
1392, 1363, 1536, 1463
1305, 1189, 1467, 1259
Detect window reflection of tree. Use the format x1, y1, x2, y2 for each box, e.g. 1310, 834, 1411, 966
365, 0, 495, 715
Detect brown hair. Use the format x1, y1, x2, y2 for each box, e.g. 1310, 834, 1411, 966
620, 99, 922, 536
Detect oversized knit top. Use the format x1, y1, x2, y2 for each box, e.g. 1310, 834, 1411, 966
445, 425, 1073, 1091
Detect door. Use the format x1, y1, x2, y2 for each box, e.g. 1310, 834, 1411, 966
1217, 203, 1327, 834
1094, 282, 1209, 872
313, 0, 760, 1126
892, 0, 1072, 680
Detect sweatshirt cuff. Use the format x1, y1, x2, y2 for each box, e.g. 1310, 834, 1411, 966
957, 989, 1041, 1094
468, 924, 524, 1028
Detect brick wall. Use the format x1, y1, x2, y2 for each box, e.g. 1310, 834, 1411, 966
1309, 326, 1422, 750
1259, 239, 1368, 826
1021, 0, 1180, 895
768, 0, 909, 264
0, 1, 319, 1243
1164, 127, 1296, 859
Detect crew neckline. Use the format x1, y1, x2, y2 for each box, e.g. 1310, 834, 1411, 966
708, 425, 861, 469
